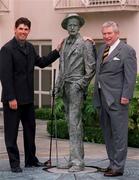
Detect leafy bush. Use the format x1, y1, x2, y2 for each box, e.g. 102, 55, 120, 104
54, 97, 65, 120
128, 97, 139, 130
35, 107, 51, 120
82, 85, 99, 127
134, 74, 139, 97
47, 119, 104, 143
35, 97, 65, 121
135, 74, 139, 91
36, 78, 139, 147
128, 129, 139, 148
84, 127, 104, 143
47, 119, 69, 139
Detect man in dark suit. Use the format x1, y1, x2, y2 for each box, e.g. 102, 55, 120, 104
0, 17, 61, 173
93, 21, 137, 177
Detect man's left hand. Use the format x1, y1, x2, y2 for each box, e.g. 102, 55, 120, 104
120, 97, 129, 105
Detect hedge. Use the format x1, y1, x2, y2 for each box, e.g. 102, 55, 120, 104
36, 76, 139, 147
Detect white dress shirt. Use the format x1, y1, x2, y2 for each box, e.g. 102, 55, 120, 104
109, 39, 120, 55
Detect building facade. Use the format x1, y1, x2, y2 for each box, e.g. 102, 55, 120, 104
0, 0, 139, 107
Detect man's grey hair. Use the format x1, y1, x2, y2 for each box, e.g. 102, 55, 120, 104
102, 21, 119, 33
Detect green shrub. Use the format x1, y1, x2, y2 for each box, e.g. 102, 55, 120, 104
128, 97, 139, 130
82, 84, 99, 127
128, 129, 139, 148
35, 107, 51, 120
47, 119, 69, 139
54, 97, 65, 120
35, 97, 65, 121
36, 80, 139, 147
47, 119, 104, 144
84, 127, 104, 143
134, 74, 139, 97
135, 74, 139, 91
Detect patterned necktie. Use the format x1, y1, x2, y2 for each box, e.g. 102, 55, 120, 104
103, 46, 110, 61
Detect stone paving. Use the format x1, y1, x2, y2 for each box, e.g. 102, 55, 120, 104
0, 112, 139, 180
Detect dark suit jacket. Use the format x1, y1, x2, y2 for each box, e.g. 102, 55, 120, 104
93, 40, 137, 109
0, 37, 60, 104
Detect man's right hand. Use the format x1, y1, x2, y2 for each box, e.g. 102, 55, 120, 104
56, 38, 65, 52
83, 36, 95, 44
9, 99, 18, 110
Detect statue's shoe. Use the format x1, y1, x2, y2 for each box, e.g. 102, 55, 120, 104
57, 162, 72, 169
68, 165, 84, 172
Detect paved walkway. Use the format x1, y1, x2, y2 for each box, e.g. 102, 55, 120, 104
0, 112, 139, 179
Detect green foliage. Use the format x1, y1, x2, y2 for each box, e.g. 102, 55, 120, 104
134, 74, 139, 97
82, 84, 99, 127
35, 107, 51, 120
54, 97, 65, 120
128, 97, 139, 130
128, 129, 139, 148
135, 74, 139, 91
47, 119, 69, 139
36, 77, 139, 147
84, 127, 104, 143
47, 119, 104, 143
35, 97, 65, 120
128, 95, 139, 147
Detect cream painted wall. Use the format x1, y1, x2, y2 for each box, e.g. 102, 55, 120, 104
0, 0, 15, 46
81, 12, 139, 71
0, 0, 15, 107
0, 0, 138, 107
0, 0, 139, 72
14, 0, 67, 71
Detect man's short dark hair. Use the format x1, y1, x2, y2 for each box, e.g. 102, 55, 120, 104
15, 17, 31, 29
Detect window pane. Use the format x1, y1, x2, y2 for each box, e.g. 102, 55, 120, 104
30, 41, 52, 108
34, 45, 39, 54
42, 94, 51, 106
34, 94, 39, 107
41, 69, 52, 91
42, 45, 52, 56
34, 70, 39, 91
42, 45, 52, 67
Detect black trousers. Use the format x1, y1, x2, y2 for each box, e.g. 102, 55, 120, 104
3, 103, 38, 168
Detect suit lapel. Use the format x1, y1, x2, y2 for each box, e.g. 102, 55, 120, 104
12, 37, 29, 56
60, 40, 67, 74
103, 41, 123, 64
100, 46, 106, 63
66, 36, 82, 58
60, 35, 83, 73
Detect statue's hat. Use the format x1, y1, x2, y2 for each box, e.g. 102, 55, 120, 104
61, 13, 85, 30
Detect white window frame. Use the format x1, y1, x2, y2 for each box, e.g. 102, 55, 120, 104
29, 40, 52, 108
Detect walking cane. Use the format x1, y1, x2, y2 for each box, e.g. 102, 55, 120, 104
43, 69, 57, 169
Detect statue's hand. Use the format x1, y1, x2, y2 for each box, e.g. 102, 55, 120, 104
72, 83, 81, 91
83, 36, 95, 44
54, 87, 62, 98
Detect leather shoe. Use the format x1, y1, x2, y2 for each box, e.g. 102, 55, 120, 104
104, 170, 123, 177
34, 161, 44, 167
25, 161, 44, 168
97, 167, 111, 172
11, 167, 22, 173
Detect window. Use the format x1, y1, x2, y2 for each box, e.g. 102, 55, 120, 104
29, 40, 52, 108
